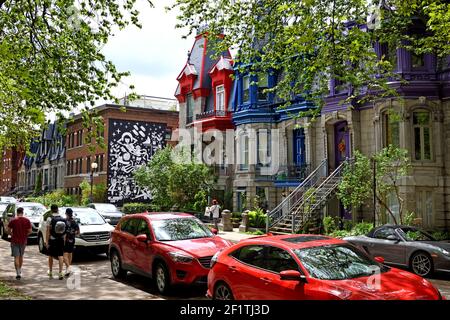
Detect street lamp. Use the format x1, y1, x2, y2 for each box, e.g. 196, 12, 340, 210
90, 162, 98, 203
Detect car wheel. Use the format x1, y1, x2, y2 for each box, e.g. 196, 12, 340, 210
213, 282, 234, 300
410, 252, 433, 277
110, 251, 127, 279
1, 224, 8, 240
154, 262, 171, 295
38, 234, 47, 254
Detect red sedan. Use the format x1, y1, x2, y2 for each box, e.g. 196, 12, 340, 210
208, 234, 445, 300
109, 212, 233, 294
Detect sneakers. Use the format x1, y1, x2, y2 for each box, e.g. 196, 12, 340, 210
48, 270, 53, 278
16, 275, 21, 280
58, 272, 64, 280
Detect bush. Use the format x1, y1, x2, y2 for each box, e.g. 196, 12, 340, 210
328, 221, 373, 238
26, 189, 78, 207
123, 203, 153, 214
245, 230, 265, 235
323, 216, 337, 234
431, 231, 450, 241
330, 230, 351, 238
79, 181, 107, 205
248, 208, 267, 228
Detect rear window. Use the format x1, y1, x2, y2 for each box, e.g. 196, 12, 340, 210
283, 235, 330, 243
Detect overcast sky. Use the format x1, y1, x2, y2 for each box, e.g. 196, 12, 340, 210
102, 0, 194, 100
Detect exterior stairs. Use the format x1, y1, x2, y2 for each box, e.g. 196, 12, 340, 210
267, 159, 351, 234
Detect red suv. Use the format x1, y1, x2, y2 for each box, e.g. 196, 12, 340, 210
208, 234, 444, 300
109, 212, 232, 294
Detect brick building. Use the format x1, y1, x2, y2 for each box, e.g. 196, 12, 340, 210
64, 104, 179, 205
0, 148, 23, 195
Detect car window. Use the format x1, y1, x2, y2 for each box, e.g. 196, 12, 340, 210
233, 245, 266, 269
373, 227, 395, 239
119, 219, 130, 232
136, 219, 152, 239
265, 246, 299, 273
122, 218, 140, 236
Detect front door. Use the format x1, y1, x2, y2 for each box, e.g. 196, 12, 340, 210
334, 121, 350, 167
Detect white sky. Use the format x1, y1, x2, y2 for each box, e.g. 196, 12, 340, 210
102, 0, 194, 100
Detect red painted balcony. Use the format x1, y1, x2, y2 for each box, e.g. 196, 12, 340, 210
193, 110, 234, 132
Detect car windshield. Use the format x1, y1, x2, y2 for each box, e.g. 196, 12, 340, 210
94, 204, 119, 212
152, 218, 213, 241
22, 205, 46, 217
398, 227, 436, 241
294, 245, 389, 280
70, 209, 105, 225
0, 204, 8, 212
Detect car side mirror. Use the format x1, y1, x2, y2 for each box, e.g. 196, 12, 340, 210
374, 256, 385, 264
386, 235, 399, 241
136, 234, 148, 243
279, 270, 307, 282
7, 213, 13, 218
211, 228, 218, 235
105, 218, 111, 224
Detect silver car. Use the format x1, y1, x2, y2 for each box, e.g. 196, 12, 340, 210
344, 224, 450, 277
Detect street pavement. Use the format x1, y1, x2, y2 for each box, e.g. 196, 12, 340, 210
1, 235, 449, 300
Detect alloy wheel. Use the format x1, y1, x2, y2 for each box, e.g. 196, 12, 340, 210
156, 266, 166, 293
111, 254, 120, 276
412, 253, 432, 277
215, 284, 233, 300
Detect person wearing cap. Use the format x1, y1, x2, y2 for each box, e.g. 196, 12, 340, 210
210, 199, 221, 230
63, 208, 79, 277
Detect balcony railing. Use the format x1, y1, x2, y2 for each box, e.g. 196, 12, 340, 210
186, 115, 193, 124
195, 110, 231, 120
255, 164, 310, 182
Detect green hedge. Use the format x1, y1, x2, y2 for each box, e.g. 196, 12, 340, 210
122, 203, 153, 214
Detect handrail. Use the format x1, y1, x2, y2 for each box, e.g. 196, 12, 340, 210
267, 159, 327, 229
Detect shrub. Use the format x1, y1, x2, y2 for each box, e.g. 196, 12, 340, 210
351, 221, 373, 235
431, 231, 450, 241
323, 216, 336, 234
245, 229, 265, 235
123, 203, 153, 214
79, 180, 107, 205
232, 212, 242, 219
330, 230, 351, 238
26, 189, 78, 207
248, 208, 267, 228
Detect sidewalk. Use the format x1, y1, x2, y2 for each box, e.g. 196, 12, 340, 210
216, 228, 257, 243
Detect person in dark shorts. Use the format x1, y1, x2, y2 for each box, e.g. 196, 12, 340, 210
7, 207, 32, 280
63, 208, 79, 277
45, 204, 66, 280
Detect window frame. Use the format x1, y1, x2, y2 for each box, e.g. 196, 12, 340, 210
412, 109, 433, 162
242, 75, 250, 103
215, 84, 225, 112
382, 111, 400, 148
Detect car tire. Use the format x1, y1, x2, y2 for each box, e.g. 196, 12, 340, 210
1, 224, 8, 240
110, 250, 127, 279
38, 234, 47, 254
154, 262, 171, 295
213, 282, 234, 300
410, 251, 434, 278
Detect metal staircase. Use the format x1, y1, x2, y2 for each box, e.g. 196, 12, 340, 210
267, 158, 352, 234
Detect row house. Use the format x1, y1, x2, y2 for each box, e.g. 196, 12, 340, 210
0, 148, 23, 195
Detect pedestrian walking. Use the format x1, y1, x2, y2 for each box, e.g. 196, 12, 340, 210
45, 204, 66, 280
210, 199, 221, 230
63, 208, 79, 277
7, 207, 32, 280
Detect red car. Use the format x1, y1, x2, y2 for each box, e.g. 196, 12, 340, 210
109, 212, 233, 294
208, 234, 445, 300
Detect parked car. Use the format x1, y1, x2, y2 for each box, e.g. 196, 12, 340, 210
344, 224, 450, 277
87, 203, 123, 226
207, 234, 444, 300
109, 212, 233, 294
0, 196, 16, 204
0, 202, 47, 240
0, 203, 8, 216
38, 207, 114, 255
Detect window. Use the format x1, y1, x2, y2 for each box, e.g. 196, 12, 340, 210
232, 245, 266, 269
216, 85, 225, 112
136, 219, 152, 239
238, 132, 249, 170
383, 112, 400, 147
86, 156, 91, 174
413, 110, 432, 161
416, 189, 434, 228
186, 94, 194, 124
257, 129, 271, 167
265, 246, 299, 273
258, 73, 269, 101
373, 227, 396, 240
121, 218, 139, 235
243, 75, 250, 102
412, 53, 425, 69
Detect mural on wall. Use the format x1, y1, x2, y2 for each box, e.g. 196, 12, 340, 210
107, 119, 166, 205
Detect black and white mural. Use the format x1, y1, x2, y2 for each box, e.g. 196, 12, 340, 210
107, 119, 166, 205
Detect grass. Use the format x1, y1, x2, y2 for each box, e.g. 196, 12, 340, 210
0, 281, 31, 300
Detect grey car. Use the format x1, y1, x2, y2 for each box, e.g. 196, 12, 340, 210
344, 224, 450, 277
87, 203, 123, 226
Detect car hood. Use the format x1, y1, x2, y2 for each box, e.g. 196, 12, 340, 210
99, 212, 123, 218
319, 268, 439, 300
160, 236, 232, 257
79, 224, 114, 233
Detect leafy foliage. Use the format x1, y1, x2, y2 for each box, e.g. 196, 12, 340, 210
247, 208, 268, 228
134, 146, 215, 211
328, 221, 374, 238
122, 202, 153, 215
0, 0, 153, 149
79, 180, 107, 205
26, 189, 78, 207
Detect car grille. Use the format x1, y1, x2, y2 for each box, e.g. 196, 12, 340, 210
32, 223, 39, 229
198, 256, 213, 269
80, 232, 110, 242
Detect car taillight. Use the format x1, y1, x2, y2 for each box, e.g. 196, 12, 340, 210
210, 251, 221, 268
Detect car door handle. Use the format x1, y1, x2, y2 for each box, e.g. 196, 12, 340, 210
228, 266, 238, 273
259, 277, 272, 284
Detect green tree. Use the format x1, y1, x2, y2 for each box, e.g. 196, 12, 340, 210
171, 0, 450, 118
0, 0, 153, 149
134, 146, 215, 211
338, 145, 411, 225
34, 171, 43, 195
79, 180, 107, 205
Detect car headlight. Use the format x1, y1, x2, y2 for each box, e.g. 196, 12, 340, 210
168, 251, 194, 263
437, 248, 450, 257
210, 250, 222, 268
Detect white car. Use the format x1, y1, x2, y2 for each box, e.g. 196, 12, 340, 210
87, 203, 124, 226
0, 196, 17, 204
1, 202, 47, 240
38, 207, 114, 255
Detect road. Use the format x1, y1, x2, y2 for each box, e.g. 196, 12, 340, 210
1, 239, 449, 300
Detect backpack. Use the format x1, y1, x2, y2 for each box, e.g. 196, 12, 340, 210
50, 216, 66, 238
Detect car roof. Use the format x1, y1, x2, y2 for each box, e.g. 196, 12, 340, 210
59, 207, 98, 212
237, 234, 346, 250
366, 224, 417, 237
18, 202, 45, 207
125, 212, 195, 221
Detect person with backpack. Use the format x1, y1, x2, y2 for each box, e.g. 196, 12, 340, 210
210, 199, 221, 230
45, 204, 66, 280
7, 207, 32, 280
63, 208, 79, 277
